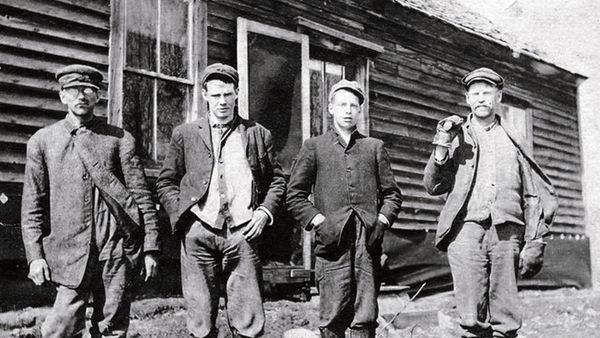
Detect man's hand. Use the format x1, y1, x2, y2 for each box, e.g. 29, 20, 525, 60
367, 215, 389, 249
28, 258, 51, 286
310, 213, 326, 231
141, 252, 159, 282
433, 115, 464, 148
519, 241, 546, 279
243, 209, 270, 241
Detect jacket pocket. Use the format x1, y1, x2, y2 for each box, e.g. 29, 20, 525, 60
314, 211, 349, 256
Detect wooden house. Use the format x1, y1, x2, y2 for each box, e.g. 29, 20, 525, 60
0, 0, 590, 290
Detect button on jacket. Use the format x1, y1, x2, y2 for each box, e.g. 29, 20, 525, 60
155, 114, 286, 233
286, 130, 403, 255
423, 114, 559, 251
21, 117, 160, 288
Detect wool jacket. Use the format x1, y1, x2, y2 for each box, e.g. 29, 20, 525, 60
423, 114, 559, 251
21, 116, 160, 288
155, 115, 286, 233
286, 130, 402, 255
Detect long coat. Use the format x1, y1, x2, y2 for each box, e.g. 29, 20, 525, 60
21, 117, 160, 288
423, 114, 559, 251
155, 115, 286, 233
286, 130, 403, 255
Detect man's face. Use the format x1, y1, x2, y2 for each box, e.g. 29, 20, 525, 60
328, 89, 361, 132
202, 80, 238, 122
465, 81, 502, 121
59, 86, 99, 117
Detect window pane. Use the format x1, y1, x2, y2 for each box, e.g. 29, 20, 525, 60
126, 0, 158, 71
160, 0, 189, 78
157, 80, 190, 163
309, 59, 324, 136
247, 32, 302, 174
122, 73, 154, 165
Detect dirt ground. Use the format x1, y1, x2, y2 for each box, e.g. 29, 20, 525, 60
2, 288, 600, 338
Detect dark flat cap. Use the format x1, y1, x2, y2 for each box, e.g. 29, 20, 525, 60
329, 79, 365, 105
201, 63, 239, 86
461, 67, 504, 89
55, 64, 103, 90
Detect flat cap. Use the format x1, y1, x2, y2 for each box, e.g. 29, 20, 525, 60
201, 63, 239, 86
55, 64, 103, 90
461, 67, 504, 89
329, 79, 365, 105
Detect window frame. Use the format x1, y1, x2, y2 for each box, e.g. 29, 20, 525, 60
236, 17, 311, 142
108, 0, 207, 174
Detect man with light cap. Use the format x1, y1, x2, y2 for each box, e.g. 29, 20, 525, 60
423, 67, 558, 338
286, 79, 402, 338
21, 64, 160, 337
156, 63, 285, 337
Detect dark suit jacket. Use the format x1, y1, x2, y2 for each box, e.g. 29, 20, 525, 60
21, 117, 160, 288
286, 130, 403, 255
423, 114, 559, 251
155, 115, 286, 233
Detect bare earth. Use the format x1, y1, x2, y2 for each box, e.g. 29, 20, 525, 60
2, 288, 599, 338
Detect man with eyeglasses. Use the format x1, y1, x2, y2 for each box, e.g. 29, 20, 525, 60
21, 64, 160, 338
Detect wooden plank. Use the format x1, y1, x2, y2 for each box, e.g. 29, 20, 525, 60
0, 170, 24, 183
0, 110, 60, 128
0, 31, 108, 66
0, 14, 108, 48
0, 128, 34, 144
0, 0, 110, 30
52, 0, 111, 15
294, 16, 384, 53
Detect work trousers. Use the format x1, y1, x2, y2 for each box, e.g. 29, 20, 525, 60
316, 215, 379, 338
181, 220, 264, 338
447, 221, 524, 338
41, 255, 134, 338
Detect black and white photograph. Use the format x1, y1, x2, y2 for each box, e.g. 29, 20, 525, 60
0, 0, 599, 337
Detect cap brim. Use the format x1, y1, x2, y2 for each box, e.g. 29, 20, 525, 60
62, 82, 100, 90
464, 77, 501, 88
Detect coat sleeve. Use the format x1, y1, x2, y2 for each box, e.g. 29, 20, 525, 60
375, 142, 403, 225
286, 140, 321, 230
257, 128, 286, 217
423, 149, 457, 196
119, 131, 160, 253
155, 126, 185, 229
21, 134, 48, 264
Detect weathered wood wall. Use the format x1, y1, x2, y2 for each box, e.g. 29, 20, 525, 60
0, 0, 110, 225
205, 0, 584, 234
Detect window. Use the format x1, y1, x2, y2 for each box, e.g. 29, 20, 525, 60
237, 18, 310, 175
498, 102, 533, 153
237, 17, 381, 173
109, 0, 206, 171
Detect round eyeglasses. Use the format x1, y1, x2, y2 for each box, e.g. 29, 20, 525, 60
63, 87, 98, 97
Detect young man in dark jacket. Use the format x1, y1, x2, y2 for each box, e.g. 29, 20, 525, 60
287, 79, 402, 338
423, 67, 558, 338
156, 63, 285, 338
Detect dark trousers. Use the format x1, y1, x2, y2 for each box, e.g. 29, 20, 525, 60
181, 220, 264, 338
316, 215, 379, 338
447, 221, 523, 338
41, 256, 134, 338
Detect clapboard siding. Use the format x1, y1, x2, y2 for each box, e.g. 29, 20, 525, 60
0, 0, 109, 225
205, 0, 585, 234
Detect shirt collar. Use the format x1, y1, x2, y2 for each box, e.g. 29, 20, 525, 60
469, 114, 499, 133
64, 113, 97, 135
209, 113, 238, 130
330, 127, 364, 147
